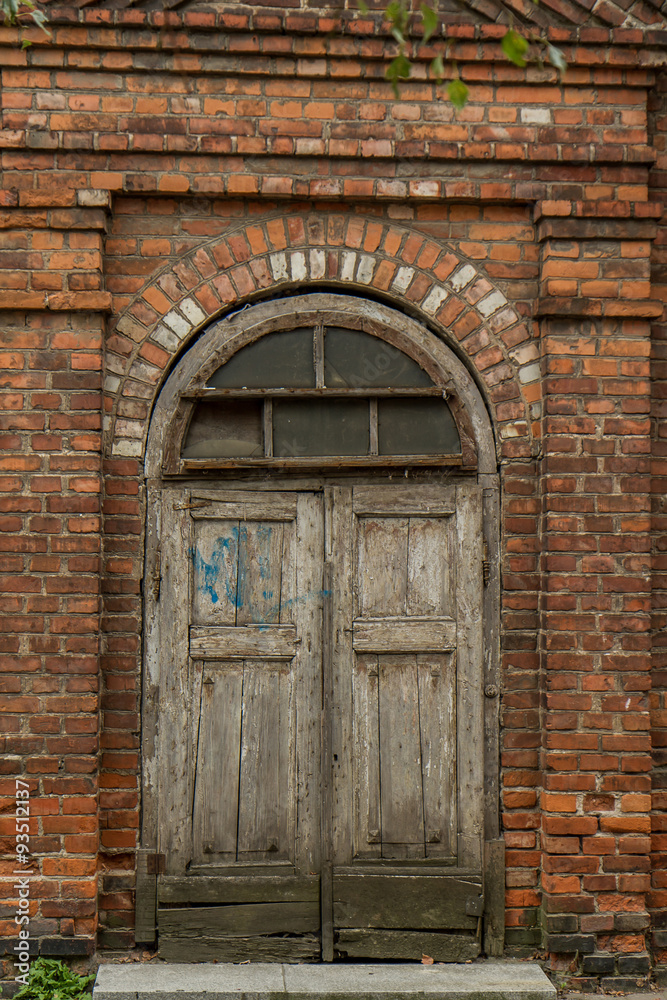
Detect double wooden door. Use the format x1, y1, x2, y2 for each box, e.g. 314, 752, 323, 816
147, 483, 486, 962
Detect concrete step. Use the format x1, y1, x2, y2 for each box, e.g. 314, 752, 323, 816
94, 960, 555, 1000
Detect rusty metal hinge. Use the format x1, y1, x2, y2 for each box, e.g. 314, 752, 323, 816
145, 853, 166, 874
482, 540, 490, 587
152, 549, 161, 602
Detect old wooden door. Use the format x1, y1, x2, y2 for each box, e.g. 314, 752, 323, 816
326, 483, 485, 962
149, 482, 485, 962
152, 488, 324, 962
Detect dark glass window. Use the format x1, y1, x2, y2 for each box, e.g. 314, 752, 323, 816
180, 325, 462, 466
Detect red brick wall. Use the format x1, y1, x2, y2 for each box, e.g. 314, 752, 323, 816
0, 6, 664, 983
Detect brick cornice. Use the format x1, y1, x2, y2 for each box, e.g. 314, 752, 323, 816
31, 7, 667, 49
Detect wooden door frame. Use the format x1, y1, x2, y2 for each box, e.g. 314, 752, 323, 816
138, 293, 502, 956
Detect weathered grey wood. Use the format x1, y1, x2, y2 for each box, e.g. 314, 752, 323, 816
279, 518, 296, 624
190, 625, 297, 659
191, 663, 242, 861
379, 655, 424, 851
336, 929, 480, 962
407, 516, 452, 617
134, 849, 157, 944
159, 901, 320, 937
158, 492, 194, 874
191, 518, 238, 626
484, 838, 505, 958
455, 484, 484, 870
293, 492, 324, 875
237, 663, 284, 859
189, 492, 298, 520
352, 617, 456, 653
352, 484, 456, 516
236, 520, 284, 625
333, 864, 471, 876
329, 487, 355, 867
418, 653, 456, 857
355, 654, 381, 858
158, 874, 320, 903
357, 516, 408, 617
333, 873, 480, 930
159, 934, 320, 963
141, 484, 161, 849
321, 559, 334, 962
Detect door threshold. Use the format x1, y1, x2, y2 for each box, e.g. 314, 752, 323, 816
94, 959, 555, 1000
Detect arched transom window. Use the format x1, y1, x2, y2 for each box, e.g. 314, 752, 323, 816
160, 296, 479, 473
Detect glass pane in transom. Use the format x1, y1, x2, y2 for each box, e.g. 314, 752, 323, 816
273, 399, 369, 457
182, 401, 263, 458
206, 329, 315, 388
324, 328, 432, 388
378, 398, 461, 455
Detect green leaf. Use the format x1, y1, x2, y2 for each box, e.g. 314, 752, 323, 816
430, 53, 445, 84
547, 43, 567, 74
501, 28, 530, 68
447, 77, 469, 109
420, 2, 438, 44
386, 52, 412, 96
358, 0, 369, 12
386, 0, 408, 44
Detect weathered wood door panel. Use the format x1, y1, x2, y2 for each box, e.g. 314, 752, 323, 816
149, 482, 485, 962
329, 484, 484, 960
153, 489, 323, 961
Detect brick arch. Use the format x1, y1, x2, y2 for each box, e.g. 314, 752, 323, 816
106, 213, 539, 461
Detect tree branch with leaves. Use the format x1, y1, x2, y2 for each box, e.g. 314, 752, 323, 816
1, 0, 49, 45
361, 0, 567, 107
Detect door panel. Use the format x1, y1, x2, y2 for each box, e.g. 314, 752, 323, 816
330, 483, 484, 960
151, 482, 485, 962
155, 489, 322, 961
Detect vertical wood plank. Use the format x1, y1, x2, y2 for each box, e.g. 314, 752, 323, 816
157, 491, 194, 874
455, 484, 484, 869
279, 518, 296, 625
354, 654, 381, 859
191, 519, 239, 626
192, 662, 242, 861
294, 492, 324, 875
357, 517, 408, 618
237, 662, 282, 857
417, 653, 456, 857
134, 849, 157, 945
141, 483, 161, 850
236, 521, 284, 625
330, 487, 355, 866
484, 838, 505, 957
321, 559, 334, 962
379, 655, 424, 853
406, 516, 452, 617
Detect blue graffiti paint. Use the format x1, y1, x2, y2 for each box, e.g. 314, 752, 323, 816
192, 526, 240, 606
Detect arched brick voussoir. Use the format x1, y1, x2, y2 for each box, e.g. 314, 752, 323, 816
105, 214, 539, 462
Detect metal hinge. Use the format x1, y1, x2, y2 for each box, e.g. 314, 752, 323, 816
152, 549, 161, 602
145, 853, 166, 874
482, 540, 490, 587
466, 894, 484, 917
